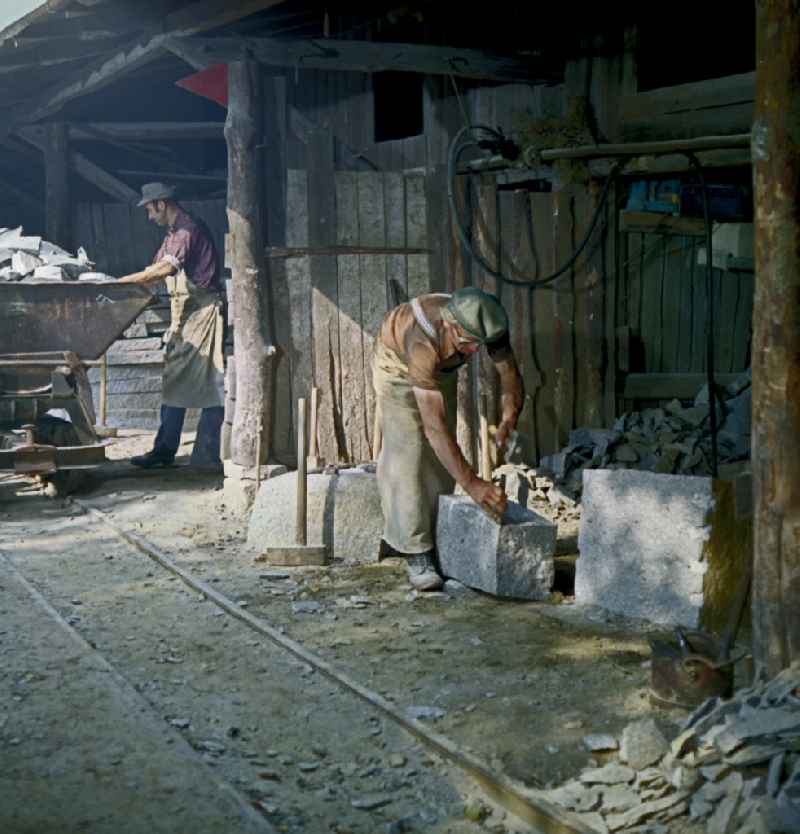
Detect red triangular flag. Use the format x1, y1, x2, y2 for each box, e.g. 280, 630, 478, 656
175, 63, 228, 108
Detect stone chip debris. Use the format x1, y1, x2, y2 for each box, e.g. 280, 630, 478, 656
502, 368, 752, 505
538, 661, 800, 833
0, 225, 105, 281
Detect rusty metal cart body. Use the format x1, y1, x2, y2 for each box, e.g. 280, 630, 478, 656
0, 281, 153, 480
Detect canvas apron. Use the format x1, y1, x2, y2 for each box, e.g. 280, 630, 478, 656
162, 269, 225, 408
372, 340, 458, 554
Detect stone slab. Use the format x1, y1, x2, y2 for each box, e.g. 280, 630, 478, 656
576, 469, 713, 627
436, 496, 555, 600
246, 470, 383, 563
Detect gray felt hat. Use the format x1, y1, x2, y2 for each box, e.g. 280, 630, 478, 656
445, 287, 508, 344
137, 182, 176, 206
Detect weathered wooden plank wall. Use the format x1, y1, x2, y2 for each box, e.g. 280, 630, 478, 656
73, 199, 228, 277
274, 169, 432, 464
618, 231, 754, 379
454, 179, 618, 461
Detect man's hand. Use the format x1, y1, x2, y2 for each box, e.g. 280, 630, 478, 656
117, 274, 140, 283
465, 477, 508, 518
495, 419, 516, 451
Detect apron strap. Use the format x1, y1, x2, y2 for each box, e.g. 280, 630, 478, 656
411, 294, 450, 340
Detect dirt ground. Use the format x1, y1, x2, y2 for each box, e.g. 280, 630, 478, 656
0, 429, 716, 833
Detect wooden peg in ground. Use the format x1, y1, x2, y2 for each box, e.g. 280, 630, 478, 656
259, 397, 329, 566
306, 387, 324, 472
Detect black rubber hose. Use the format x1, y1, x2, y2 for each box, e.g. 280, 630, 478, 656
685, 152, 719, 477
446, 124, 622, 290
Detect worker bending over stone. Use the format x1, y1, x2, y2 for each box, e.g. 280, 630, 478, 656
118, 182, 225, 468
374, 288, 524, 591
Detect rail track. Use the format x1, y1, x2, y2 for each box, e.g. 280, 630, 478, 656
1, 486, 592, 834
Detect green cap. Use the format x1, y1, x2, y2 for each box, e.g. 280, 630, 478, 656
444, 287, 508, 344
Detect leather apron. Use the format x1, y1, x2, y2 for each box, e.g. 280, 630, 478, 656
162, 269, 224, 408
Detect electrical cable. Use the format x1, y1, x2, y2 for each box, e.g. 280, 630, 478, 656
684, 153, 719, 477
447, 124, 623, 291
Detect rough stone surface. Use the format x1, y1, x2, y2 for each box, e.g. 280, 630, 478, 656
436, 496, 555, 600
576, 469, 713, 627
620, 718, 669, 770
246, 471, 383, 563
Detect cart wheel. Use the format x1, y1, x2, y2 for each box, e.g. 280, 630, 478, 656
43, 470, 88, 497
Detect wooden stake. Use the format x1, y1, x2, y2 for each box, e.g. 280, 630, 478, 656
296, 397, 307, 546
309, 387, 319, 458
372, 403, 383, 462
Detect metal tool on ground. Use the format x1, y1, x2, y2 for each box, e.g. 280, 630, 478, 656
648, 564, 751, 708
306, 386, 324, 472
259, 397, 329, 566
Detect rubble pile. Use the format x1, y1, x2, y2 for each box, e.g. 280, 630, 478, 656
495, 462, 582, 516
0, 226, 107, 282
540, 662, 800, 834
536, 369, 752, 502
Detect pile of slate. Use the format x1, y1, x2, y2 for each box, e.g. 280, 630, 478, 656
535, 369, 752, 502
0, 225, 102, 282
539, 662, 800, 833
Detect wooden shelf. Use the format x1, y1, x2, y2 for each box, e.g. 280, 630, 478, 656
619, 211, 707, 237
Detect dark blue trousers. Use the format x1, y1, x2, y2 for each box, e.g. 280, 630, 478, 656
153, 405, 224, 465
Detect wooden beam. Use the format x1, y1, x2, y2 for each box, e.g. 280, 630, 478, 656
165, 35, 562, 83
69, 121, 224, 142
266, 245, 429, 258
17, 125, 138, 202
115, 169, 226, 184
4, 0, 287, 135
620, 72, 756, 143
0, 0, 73, 45
751, 0, 800, 676
622, 372, 742, 401
0, 34, 126, 65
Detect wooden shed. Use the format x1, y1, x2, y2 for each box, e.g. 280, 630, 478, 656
0, 0, 796, 675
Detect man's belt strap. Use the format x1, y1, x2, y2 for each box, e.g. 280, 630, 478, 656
411, 294, 450, 341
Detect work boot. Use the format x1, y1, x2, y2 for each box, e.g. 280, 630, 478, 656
130, 449, 175, 469
406, 551, 444, 592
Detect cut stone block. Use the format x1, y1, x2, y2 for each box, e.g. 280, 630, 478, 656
246, 470, 383, 563
436, 496, 555, 600
576, 469, 752, 629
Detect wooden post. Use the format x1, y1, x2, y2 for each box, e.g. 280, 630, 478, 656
309, 386, 319, 458
225, 61, 272, 468
99, 352, 108, 426
751, 0, 800, 676
44, 122, 70, 248
296, 397, 308, 546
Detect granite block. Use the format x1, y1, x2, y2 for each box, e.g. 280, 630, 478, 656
576, 469, 713, 627
436, 496, 555, 600
246, 470, 383, 563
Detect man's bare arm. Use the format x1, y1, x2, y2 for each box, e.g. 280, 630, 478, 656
413, 386, 507, 516
118, 259, 176, 286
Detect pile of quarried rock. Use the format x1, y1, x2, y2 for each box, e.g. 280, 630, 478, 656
534, 370, 752, 502
0, 226, 103, 281
539, 662, 800, 833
